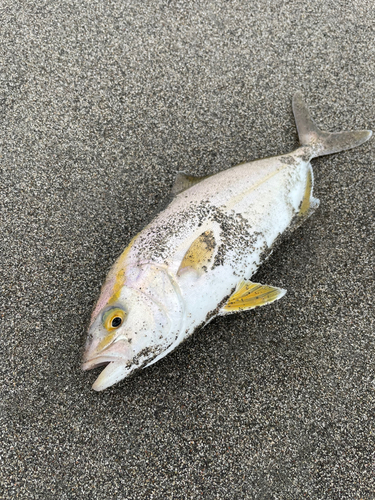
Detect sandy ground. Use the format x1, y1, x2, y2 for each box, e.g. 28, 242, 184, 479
1, 1, 374, 498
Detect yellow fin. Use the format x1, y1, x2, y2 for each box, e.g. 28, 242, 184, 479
221, 279, 286, 314
299, 166, 320, 217
299, 167, 313, 215
177, 230, 216, 276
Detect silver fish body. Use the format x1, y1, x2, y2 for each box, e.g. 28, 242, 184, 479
82, 93, 371, 391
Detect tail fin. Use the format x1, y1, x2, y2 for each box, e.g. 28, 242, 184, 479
292, 92, 372, 158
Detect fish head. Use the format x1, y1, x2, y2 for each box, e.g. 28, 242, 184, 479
82, 264, 182, 391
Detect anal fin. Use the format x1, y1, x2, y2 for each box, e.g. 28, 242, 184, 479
220, 279, 286, 315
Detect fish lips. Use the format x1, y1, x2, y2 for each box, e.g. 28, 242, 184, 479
81, 355, 117, 371
82, 355, 132, 391
82, 339, 133, 391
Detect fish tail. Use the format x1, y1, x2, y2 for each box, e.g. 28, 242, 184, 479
292, 92, 372, 158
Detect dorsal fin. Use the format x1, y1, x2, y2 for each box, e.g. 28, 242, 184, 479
220, 279, 286, 314
172, 172, 211, 195
177, 230, 216, 276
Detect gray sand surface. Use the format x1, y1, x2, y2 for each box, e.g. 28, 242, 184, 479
1, 1, 374, 498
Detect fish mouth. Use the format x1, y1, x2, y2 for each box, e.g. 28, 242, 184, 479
81, 355, 131, 391
81, 355, 115, 371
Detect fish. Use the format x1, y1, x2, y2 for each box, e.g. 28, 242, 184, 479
82, 92, 372, 391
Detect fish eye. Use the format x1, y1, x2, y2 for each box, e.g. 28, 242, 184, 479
111, 317, 122, 328
103, 308, 126, 331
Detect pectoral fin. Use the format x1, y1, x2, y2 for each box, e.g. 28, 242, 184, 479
220, 279, 286, 315
172, 172, 211, 195
177, 230, 216, 276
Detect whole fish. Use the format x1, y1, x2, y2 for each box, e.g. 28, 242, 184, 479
82, 92, 371, 391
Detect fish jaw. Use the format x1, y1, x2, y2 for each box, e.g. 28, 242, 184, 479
81, 353, 134, 392
81, 337, 135, 391
92, 361, 132, 392
81, 338, 132, 371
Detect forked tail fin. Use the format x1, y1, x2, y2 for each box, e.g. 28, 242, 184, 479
292, 92, 372, 158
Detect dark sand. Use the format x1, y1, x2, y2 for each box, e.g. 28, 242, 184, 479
1, 1, 374, 498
